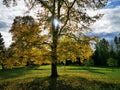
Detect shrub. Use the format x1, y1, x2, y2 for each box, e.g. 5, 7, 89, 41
107, 58, 118, 67
84, 58, 94, 67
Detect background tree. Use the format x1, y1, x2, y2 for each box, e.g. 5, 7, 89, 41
3, 0, 108, 77
0, 33, 6, 70
0, 33, 4, 56
114, 35, 120, 52
57, 36, 93, 65
109, 42, 117, 59
114, 34, 120, 66
9, 16, 46, 66
93, 38, 110, 66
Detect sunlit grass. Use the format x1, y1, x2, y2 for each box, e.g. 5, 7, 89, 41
58, 66, 120, 84
0, 65, 120, 90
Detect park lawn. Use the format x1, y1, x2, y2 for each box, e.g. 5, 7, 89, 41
0, 65, 120, 90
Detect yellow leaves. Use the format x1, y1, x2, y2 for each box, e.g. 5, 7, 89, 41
58, 36, 93, 64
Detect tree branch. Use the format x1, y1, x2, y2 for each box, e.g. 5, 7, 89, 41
63, 0, 69, 8
58, 0, 76, 36
36, 0, 52, 13
69, 0, 76, 8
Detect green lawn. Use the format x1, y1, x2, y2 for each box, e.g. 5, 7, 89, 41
0, 65, 120, 90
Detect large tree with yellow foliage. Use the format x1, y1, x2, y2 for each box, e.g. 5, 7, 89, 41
9, 16, 47, 66
3, 0, 108, 77
57, 36, 93, 64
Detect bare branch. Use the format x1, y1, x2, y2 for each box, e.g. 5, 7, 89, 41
69, 0, 76, 8
63, 0, 69, 8
35, 0, 52, 13
58, 9, 69, 35
61, 1, 77, 32
58, 0, 76, 35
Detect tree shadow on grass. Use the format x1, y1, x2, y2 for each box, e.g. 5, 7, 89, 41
0, 65, 50, 80
67, 66, 114, 74
0, 67, 34, 79
1, 76, 120, 90
67, 67, 104, 74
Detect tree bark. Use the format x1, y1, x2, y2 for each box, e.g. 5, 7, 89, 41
51, 61, 58, 77
51, 39, 58, 77
51, 35, 58, 77
50, 0, 58, 77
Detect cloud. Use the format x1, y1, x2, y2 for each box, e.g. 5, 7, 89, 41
91, 6, 120, 33
0, 21, 9, 28
0, 0, 120, 47
0, 0, 27, 47
0, 30, 12, 48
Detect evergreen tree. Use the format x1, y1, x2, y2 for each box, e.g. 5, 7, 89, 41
114, 34, 120, 66
114, 35, 120, 51
93, 38, 109, 66
0, 33, 5, 70
0, 33, 4, 53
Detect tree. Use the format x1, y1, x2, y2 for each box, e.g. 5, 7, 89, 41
109, 42, 117, 59
0, 33, 6, 70
114, 35, 120, 52
107, 58, 118, 67
3, 0, 108, 77
9, 16, 46, 66
93, 38, 110, 66
57, 36, 93, 65
114, 34, 120, 66
0, 33, 4, 55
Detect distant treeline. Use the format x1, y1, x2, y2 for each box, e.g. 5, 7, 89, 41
0, 16, 120, 70
64, 34, 120, 67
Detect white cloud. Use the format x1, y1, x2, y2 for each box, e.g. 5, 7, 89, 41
0, 0, 27, 47
0, 0, 120, 47
0, 29, 12, 48
91, 6, 120, 33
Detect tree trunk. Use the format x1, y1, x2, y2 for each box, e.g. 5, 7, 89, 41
1, 63, 5, 70
50, 0, 59, 78
51, 48, 58, 77
51, 62, 58, 77
51, 35, 58, 77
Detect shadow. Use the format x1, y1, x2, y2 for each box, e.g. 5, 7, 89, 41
1, 76, 120, 90
87, 69, 105, 74
0, 67, 35, 79
67, 66, 114, 74
13, 77, 84, 90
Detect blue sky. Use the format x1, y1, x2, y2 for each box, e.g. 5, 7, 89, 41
0, 0, 120, 47
106, 0, 120, 8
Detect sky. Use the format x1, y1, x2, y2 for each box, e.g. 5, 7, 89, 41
0, 0, 120, 47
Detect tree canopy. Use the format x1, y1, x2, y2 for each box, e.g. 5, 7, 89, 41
3, 0, 108, 77
9, 16, 48, 66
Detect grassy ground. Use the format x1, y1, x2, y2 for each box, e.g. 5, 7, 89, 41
0, 65, 120, 90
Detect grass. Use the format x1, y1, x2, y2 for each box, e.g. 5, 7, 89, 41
0, 65, 120, 90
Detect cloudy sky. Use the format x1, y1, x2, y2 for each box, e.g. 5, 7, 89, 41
0, 0, 120, 47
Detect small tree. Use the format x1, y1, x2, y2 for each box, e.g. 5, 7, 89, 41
0, 33, 6, 70
114, 34, 120, 66
114, 34, 120, 51
84, 58, 94, 67
107, 58, 118, 67
0, 33, 4, 54
93, 38, 110, 66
